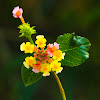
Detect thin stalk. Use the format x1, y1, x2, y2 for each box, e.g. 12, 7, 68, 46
20, 16, 25, 24
52, 72, 66, 100
28, 36, 34, 44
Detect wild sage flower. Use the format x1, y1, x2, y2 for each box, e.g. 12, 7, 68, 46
21, 35, 65, 77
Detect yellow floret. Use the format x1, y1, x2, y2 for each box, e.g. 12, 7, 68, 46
20, 42, 34, 53
40, 63, 51, 76
50, 60, 63, 74
24, 56, 36, 68
25, 42, 34, 53
35, 35, 47, 48
53, 50, 63, 61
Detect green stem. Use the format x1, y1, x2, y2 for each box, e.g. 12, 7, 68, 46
52, 72, 66, 100
28, 36, 34, 44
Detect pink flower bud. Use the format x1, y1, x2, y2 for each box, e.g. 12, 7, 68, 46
12, 6, 23, 18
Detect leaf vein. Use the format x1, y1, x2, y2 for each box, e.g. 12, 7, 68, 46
66, 51, 81, 61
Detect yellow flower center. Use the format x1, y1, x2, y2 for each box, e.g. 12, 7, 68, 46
43, 67, 48, 71
51, 47, 56, 52
26, 46, 30, 50
54, 64, 58, 69
39, 41, 42, 45
56, 52, 61, 57
29, 59, 33, 65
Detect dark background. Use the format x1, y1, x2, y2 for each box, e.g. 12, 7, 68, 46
0, 0, 100, 100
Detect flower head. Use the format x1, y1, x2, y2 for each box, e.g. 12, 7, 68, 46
20, 42, 34, 53
40, 63, 51, 76
21, 35, 65, 77
35, 35, 47, 48
23, 56, 36, 68
12, 6, 23, 18
50, 60, 63, 74
47, 42, 59, 57
53, 50, 63, 61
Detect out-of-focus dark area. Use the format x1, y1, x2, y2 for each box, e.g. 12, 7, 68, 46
0, 0, 100, 100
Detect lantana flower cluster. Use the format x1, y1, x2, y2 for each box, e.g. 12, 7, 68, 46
20, 35, 65, 76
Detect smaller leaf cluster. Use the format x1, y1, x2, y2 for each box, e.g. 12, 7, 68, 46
18, 23, 36, 37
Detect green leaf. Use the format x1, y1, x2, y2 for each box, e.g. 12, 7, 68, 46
21, 65, 42, 87
56, 33, 91, 67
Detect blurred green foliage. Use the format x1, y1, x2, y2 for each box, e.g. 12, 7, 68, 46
0, 0, 100, 100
